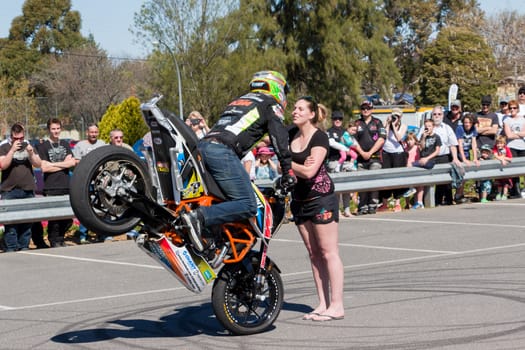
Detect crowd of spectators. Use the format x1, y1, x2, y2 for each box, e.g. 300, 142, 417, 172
324, 86, 525, 216
0, 119, 138, 252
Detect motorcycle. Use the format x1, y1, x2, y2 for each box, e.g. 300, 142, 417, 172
69, 95, 290, 335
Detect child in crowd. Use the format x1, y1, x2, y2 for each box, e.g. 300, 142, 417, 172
402, 132, 420, 201
412, 119, 441, 209
477, 144, 494, 203
255, 146, 278, 180
455, 114, 480, 202
493, 135, 513, 200
340, 121, 358, 171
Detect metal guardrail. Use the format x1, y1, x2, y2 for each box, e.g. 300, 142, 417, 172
1, 158, 525, 225
0, 195, 73, 225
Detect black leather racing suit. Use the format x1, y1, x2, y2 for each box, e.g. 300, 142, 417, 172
201, 92, 292, 173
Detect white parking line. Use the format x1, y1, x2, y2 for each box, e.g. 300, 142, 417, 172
350, 217, 525, 229
286, 241, 525, 276
275, 238, 456, 254
1, 287, 185, 311
19, 251, 163, 269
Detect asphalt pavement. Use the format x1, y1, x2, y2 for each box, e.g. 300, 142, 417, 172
1, 199, 525, 349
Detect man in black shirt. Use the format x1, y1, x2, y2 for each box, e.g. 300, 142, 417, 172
38, 118, 76, 248
444, 99, 463, 132
353, 101, 386, 215
476, 95, 499, 148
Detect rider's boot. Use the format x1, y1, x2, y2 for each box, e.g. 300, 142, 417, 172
182, 209, 205, 252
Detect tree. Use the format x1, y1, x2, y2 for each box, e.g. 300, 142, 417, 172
134, 0, 403, 120
481, 11, 525, 81
384, 0, 484, 93
229, 1, 402, 112
9, 0, 85, 54
33, 45, 143, 129
0, 0, 88, 81
0, 78, 38, 139
418, 26, 498, 110
133, 0, 240, 120
99, 97, 149, 146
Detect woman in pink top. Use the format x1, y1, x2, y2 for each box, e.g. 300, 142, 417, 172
405, 132, 420, 166
403, 132, 423, 208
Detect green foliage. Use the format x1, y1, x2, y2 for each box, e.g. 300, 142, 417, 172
99, 97, 149, 146
384, 0, 484, 93
0, 0, 87, 80
10, 0, 85, 54
0, 0, 87, 81
236, 0, 400, 114
134, 0, 243, 122
418, 26, 499, 110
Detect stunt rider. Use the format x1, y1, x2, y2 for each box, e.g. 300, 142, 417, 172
182, 70, 296, 252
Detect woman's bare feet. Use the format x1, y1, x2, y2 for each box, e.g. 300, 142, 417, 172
302, 306, 326, 320
310, 306, 344, 322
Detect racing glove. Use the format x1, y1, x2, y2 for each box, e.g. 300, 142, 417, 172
279, 169, 297, 191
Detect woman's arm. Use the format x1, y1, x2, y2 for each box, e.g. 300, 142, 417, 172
392, 123, 407, 142
292, 146, 327, 179
457, 139, 467, 162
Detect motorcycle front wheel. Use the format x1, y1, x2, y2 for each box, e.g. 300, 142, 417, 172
69, 146, 152, 235
211, 256, 283, 335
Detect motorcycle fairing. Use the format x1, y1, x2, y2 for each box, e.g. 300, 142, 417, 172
138, 235, 216, 293
250, 183, 273, 244
140, 98, 226, 204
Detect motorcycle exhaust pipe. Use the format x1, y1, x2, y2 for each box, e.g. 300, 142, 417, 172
136, 234, 216, 293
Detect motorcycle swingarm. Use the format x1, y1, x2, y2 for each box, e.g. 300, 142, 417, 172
126, 192, 177, 226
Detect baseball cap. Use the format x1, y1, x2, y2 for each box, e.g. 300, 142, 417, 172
481, 95, 492, 105
480, 144, 492, 152
519, 86, 525, 94
257, 146, 275, 155
331, 111, 344, 120
451, 99, 461, 108
360, 100, 373, 109
392, 108, 403, 117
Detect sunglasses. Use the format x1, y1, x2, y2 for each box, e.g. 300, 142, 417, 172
332, 118, 343, 121
12, 136, 24, 141
482, 103, 491, 106
361, 106, 372, 111
510, 106, 519, 110
519, 92, 525, 95
500, 102, 508, 105
300, 95, 318, 112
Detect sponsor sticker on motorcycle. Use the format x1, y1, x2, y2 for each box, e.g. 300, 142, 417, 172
140, 236, 211, 293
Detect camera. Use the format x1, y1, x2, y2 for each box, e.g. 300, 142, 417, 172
190, 118, 201, 126
20, 141, 28, 150
424, 128, 429, 133
391, 115, 398, 123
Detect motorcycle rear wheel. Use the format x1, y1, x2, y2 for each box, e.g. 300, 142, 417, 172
69, 146, 152, 235
211, 257, 283, 335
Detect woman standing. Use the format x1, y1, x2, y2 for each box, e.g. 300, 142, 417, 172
503, 99, 525, 197
378, 108, 408, 212
289, 96, 345, 322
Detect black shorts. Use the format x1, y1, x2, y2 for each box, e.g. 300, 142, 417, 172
291, 193, 339, 225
